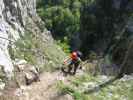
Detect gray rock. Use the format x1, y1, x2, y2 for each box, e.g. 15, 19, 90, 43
14, 61, 40, 86
0, 0, 55, 80
0, 0, 66, 90
120, 74, 133, 82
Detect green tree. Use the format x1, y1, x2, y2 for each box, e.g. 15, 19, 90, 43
37, 0, 94, 52
37, 0, 93, 37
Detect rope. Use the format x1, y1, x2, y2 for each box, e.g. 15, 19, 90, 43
0, 36, 15, 43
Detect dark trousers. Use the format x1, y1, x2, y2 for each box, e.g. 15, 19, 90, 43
68, 60, 80, 74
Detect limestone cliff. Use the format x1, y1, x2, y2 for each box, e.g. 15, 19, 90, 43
0, 0, 65, 79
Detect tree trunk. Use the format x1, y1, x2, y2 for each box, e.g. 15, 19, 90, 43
118, 40, 133, 78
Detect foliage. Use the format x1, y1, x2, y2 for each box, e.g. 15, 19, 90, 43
37, 0, 95, 53
56, 74, 133, 100
70, 74, 96, 86
42, 43, 66, 71
9, 33, 37, 64
80, 0, 133, 57
37, 6, 79, 37
56, 80, 88, 100
56, 36, 71, 54
8, 30, 66, 72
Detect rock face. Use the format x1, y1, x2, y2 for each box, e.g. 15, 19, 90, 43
0, 0, 65, 81
14, 59, 40, 86
0, 0, 38, 78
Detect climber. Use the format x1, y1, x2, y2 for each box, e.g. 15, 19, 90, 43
63, 51, 82, 75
